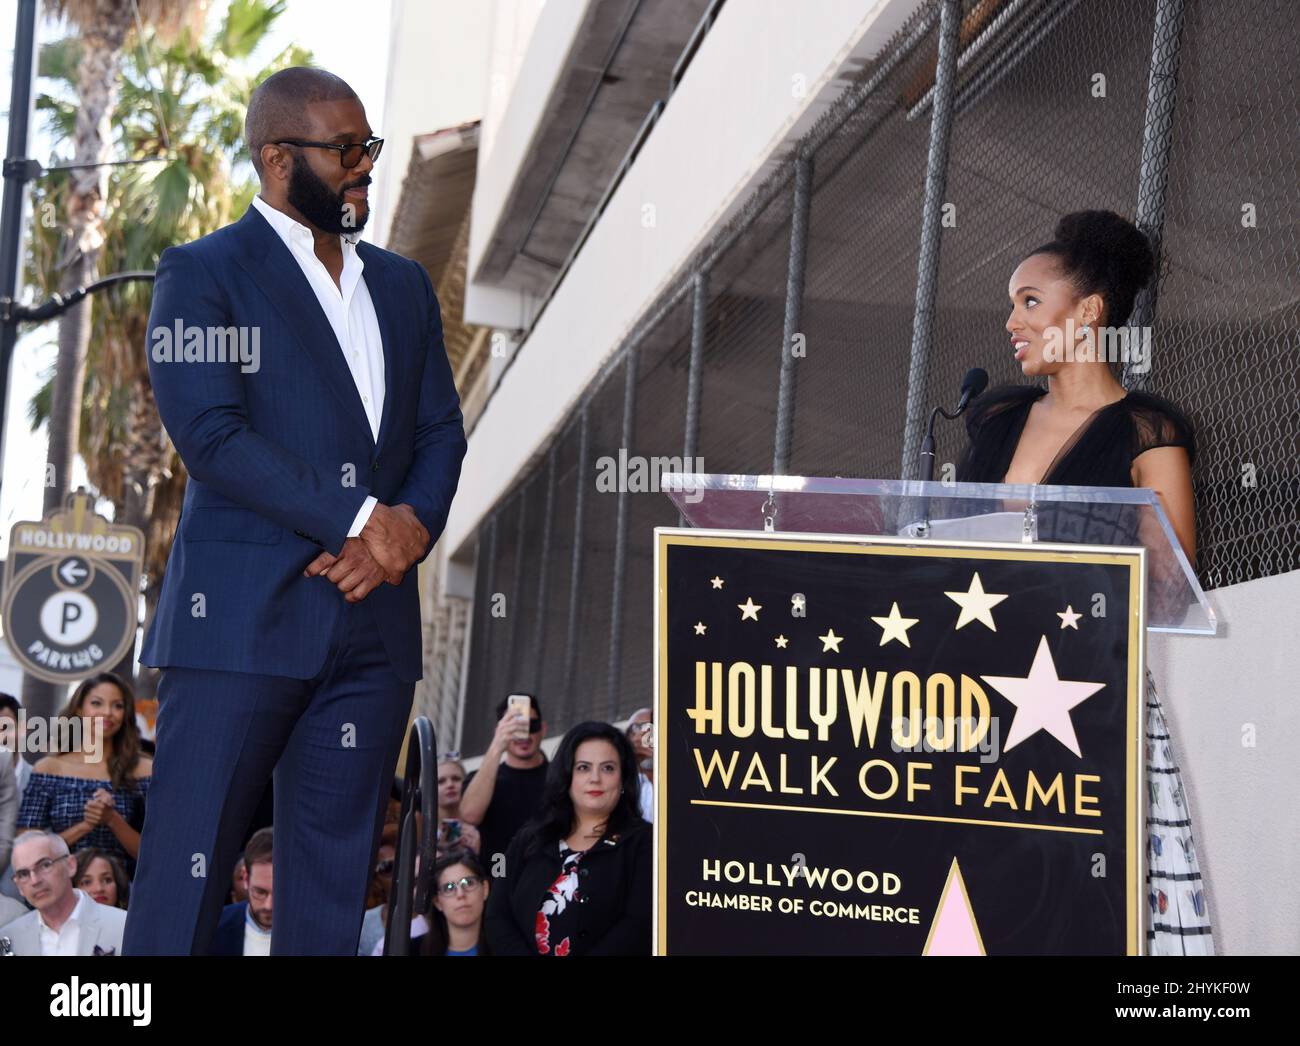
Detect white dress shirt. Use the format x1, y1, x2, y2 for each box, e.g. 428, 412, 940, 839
243, 909, 272, 956
38, 887, 89, 956
250, 194, 384, 537
638, 771, 654, 822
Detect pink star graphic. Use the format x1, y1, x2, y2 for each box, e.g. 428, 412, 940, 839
980, 635, 1106, 757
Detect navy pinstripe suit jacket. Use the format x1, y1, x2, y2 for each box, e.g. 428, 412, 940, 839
140, 205, 466, 682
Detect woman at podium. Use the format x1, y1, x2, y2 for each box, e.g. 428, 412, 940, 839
956, 209, 1213, 956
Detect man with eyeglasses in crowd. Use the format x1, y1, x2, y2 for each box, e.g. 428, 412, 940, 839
212, 828, 274, 956
1, 832, 126, 955
124, 65, 466, 956
460, 696, 549, 872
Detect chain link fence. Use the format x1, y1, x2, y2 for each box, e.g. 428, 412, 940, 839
458, 0, 1299, 753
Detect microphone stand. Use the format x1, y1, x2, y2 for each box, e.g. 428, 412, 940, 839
913, 373, 983, 535
913, 406, 952, 538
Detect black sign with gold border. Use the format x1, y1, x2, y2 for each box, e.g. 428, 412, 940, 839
654, 529, 1145, 956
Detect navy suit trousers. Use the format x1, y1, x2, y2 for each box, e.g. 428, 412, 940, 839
123, 599, 414, 955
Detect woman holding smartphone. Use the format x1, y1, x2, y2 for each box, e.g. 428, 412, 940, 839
435, 755, 481, 857
485, 722, 651, 956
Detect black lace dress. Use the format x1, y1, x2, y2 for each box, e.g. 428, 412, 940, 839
956, 385, 1196, 487
956, 385, 1213, 955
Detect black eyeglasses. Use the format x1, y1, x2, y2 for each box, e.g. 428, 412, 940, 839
273, 136, 384, 169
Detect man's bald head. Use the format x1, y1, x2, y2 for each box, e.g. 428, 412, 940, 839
245, 67, 360, 177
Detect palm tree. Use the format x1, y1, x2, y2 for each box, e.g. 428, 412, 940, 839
20, 0, 200, 720
39, 1, 201, 520
24, 0, 310, 699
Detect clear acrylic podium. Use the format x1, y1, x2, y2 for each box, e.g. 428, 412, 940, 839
661, 473, 1216, 635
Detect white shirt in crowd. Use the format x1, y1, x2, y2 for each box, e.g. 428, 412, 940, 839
638, 771, 654, 822
243, 909, 272, 956
38, 887, 90, 956
370, 915, 428, 955
249, 194, 384, 537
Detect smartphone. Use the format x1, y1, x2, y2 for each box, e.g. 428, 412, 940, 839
507, 694, 532, 739
440, 818, 462, 846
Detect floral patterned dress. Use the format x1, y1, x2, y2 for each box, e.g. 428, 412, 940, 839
534, 842, 585, 957
1145, 670, 1214, 954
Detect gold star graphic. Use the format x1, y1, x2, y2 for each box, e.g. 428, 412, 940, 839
738, 597, 762, 621
818, 628, 843, 653
774, 635, 789, 649
710, 576, 724, 589
872, 602, 919, 647
693, 622, 707, 636
944, 572, 1008, 631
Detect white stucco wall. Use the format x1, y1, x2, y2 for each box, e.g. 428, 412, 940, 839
1149, 568, 1300, 956
373, 0, 495, 248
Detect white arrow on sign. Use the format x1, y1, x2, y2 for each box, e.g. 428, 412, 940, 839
58, 560, 88, 585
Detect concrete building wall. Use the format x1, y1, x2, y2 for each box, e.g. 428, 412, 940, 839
451, 0, 924, 557
374, 0, 495, 249
1149, 569, 1300, 955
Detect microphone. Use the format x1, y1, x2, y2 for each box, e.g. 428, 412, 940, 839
918, 367, 987, 484
955, 366, 989, 414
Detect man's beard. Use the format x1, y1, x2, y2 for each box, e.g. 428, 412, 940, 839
287, 156, 369, 235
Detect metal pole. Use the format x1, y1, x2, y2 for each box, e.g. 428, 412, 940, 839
683, 270, 707, 462
1126, 0, 1187, 391
606, 351, 637, 719
530, 444, 557, 683
505, 488, 528, 688
900, 0, 961, 480
773, 151, 813, 476
474, 515, 497, 750
0, 0, 40, 496
680, 270, 708, 526
560, 408, 590, 724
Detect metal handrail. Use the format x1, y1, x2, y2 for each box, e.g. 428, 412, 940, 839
383, 715, 438, 956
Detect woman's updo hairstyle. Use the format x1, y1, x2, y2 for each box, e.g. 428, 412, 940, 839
1029, 209, 1155, 327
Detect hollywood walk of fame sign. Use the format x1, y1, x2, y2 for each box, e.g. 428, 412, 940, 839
653, 529, 1145, 956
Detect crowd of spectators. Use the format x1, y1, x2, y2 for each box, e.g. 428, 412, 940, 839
2, 685, 654, 957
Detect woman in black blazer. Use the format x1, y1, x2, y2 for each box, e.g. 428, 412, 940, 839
486, 721, 651, 956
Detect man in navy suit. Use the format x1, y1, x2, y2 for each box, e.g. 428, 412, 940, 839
123, 68, 466, 955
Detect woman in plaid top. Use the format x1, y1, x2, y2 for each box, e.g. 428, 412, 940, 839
16, 672, 152, 874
